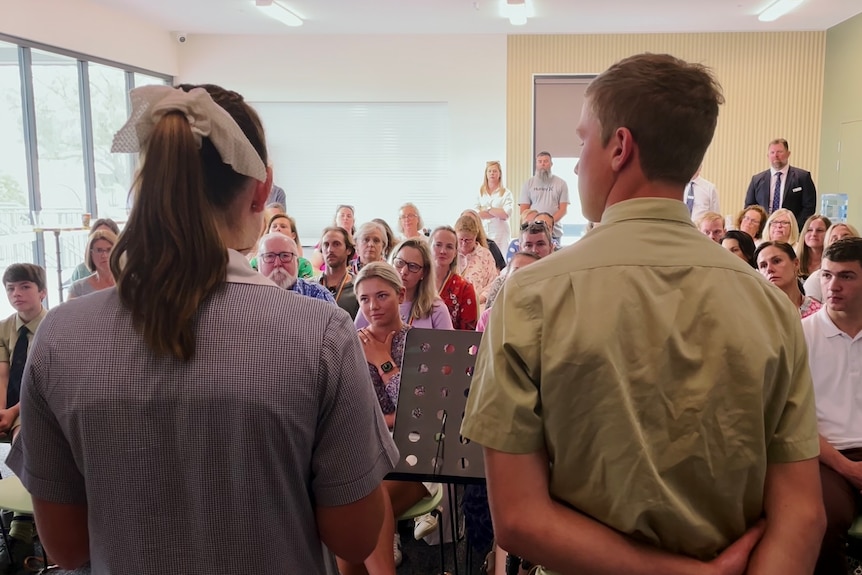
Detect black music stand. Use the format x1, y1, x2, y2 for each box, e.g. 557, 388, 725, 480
388, 328, 486, 575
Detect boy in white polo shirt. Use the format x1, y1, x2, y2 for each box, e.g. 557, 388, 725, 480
802, 237, 862, 575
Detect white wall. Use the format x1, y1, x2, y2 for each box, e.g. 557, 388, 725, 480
1, 0, 178, 75
177, 34, 508, 223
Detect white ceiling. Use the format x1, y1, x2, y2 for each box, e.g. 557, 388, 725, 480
90, 0, 862, 36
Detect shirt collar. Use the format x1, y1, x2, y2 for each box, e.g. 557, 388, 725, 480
816, 307, 862, 340
15, 307, 47, 333
770, 166, 789, 178
226, 249, 279, 288
600, 198, 695, 227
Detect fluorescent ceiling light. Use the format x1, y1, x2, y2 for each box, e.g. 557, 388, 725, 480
758, 0, 804, 22
255, 0, 303, 27
505, 0, 528, 26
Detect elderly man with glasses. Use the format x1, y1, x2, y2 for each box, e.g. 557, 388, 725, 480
258, 233, 335, 303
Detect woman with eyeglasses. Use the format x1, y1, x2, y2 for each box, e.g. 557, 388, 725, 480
430, 226, 478, 331
475, 161, 514, 249
763, 208, 799, 245
755, 241, 821, 319
67, 229, 117, 299
397, 203, 427, 242
70, 218, 121, 282
310, 204, 356, 272
249, 213, 314, 278
352, 221, 389, 274
354, 239, 452, 330
795, 214, 832, 279
460, 209, 506, 270
735, 205, 768, 244
803, 222, 860, 302
454, 214, 498, 300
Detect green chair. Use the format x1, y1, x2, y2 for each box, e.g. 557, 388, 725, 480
0, 476, 53, 573
397, 483, 446, 574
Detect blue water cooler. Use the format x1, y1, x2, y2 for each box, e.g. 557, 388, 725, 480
821, 194, 849, 223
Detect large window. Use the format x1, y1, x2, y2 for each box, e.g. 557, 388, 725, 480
0, 34, 171, 311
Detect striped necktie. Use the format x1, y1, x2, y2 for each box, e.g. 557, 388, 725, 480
771, 172, 782, 213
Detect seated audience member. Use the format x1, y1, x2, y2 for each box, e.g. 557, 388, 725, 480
6, 83, 395, 574
353, 221, 389, 274
796, 214, 832, 280
372, 218, 397, 260
764, 208, 799, 245
68, 229, 117, 299
431, 226, 478, 330
347, 262, 438, 573
461, 210, 506, 270
259, 213, 312, 276
310, 205, 356, 271
397, 203, 427, 242
258, 233, 335, 303
696, 211, 725, 243
484, 221, 553, 309
355, 239, 452, 330
475, 161, 514, 249
735, 205, 768, 245
70, 218, 121, 282
318, 226, 359, 319
755, 241, 821, 318
477, 251, 540, 332
801, 238, 862, 575
0, 263, 46, 551
534, 212, 562, 250
454, 214, 498, 299
720, 230, 757, 268
506, 209, 538, 262
805, 223, 860, 302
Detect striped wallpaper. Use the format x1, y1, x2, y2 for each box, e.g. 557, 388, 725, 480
507, 32, 826, 220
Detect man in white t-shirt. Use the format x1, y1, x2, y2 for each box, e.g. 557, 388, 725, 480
519, 152, 569, 240
801, 237, 862, 575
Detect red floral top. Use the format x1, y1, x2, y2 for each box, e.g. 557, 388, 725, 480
438, 272, 478, 331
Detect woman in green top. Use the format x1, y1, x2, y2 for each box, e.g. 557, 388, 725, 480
250, 213, 313, 278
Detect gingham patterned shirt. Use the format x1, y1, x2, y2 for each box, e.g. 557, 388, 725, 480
8, 250, 398, 574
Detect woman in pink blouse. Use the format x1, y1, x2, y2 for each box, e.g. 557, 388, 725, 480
430, 226, 478, 330
454, 214, 498, 300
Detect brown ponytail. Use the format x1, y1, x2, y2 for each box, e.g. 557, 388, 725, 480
110, 84, 268, 361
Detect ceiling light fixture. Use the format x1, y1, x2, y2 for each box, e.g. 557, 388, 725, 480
255, 0, 303, 27
506, 0, 528, 26
757, 0, 804, 22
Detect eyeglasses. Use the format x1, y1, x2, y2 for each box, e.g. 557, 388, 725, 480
90, 247, 112, 256
771, 220, 791, 228
393, 257, 423, 274
260, 251, 297, 264
521, 221, 548, 232
400, 213, 418, 221
742, 216, 761, 225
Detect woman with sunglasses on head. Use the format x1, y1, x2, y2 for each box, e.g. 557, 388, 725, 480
354, 239, 453, 330
475, 161, 514, 249
803, 222, 859, 302
506, 209, 538, 263
8, 83, 395, 574
67, 229, 117, 299
310, 204, 356, 272
430, 226, 478, 331
755, 241, 821, 319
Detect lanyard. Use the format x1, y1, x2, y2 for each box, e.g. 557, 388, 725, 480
437, 272, 452, 296
321, 271, 350, 302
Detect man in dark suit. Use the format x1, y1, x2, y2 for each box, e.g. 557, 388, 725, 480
744, 138, 817, 228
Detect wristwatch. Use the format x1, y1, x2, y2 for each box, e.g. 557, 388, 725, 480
380, 360, 395, 374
